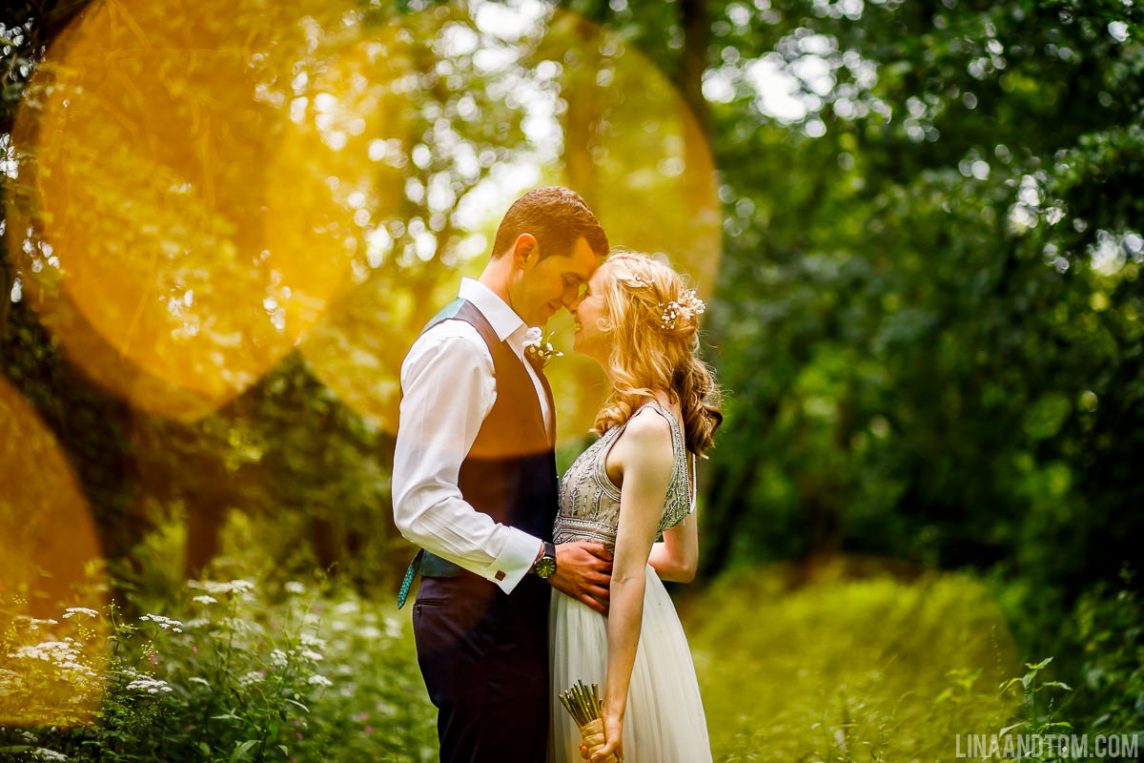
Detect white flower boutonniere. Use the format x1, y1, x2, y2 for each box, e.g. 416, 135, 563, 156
523, 328, 563, 370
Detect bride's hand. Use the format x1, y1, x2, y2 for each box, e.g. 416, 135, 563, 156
589, 710, 624, 763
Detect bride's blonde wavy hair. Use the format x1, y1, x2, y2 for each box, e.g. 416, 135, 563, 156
591, 250, 723, 455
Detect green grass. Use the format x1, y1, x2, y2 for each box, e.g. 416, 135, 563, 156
1, 575, 437, 762
4, 511, 1123, 762
686, 562, 1021, 761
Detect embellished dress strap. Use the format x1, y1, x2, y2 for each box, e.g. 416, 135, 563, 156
627, 400, 692, 533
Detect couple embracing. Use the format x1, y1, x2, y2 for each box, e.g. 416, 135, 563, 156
393, 187, 722, 762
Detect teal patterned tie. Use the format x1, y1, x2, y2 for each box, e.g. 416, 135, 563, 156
396, 549, 424, 609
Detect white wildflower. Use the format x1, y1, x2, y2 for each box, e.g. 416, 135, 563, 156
31, 749, 68, 762
189, 579, 255, 596
7, 639, 95, 679
284, 581, 306, 595
125, 676, 173, 695
138, 614, 183, 633
229, 579, 255, 593
9, 639, 81, 663
62, 608, 99, 620
297, 648, 323, 662
307, 674, 333, 687
192, 595, 217, 606
298, 633, 327, 649
269, 649, 288, 668
332, 600, 361, 616
238, 671, 265, 687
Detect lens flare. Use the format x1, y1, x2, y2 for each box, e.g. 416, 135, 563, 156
293, 3, 722, 442
6, 0, 366, 420
544, 9, 722, 440
0, 375, 108, 726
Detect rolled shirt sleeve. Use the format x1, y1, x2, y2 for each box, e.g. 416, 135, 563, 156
392, 321, 542, 594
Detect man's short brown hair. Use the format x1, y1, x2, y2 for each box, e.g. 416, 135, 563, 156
492, 187, 608, 261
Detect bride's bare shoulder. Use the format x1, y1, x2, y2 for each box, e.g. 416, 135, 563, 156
611, 406, 673, 472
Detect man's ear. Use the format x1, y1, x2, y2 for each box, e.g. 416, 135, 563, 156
511, 233, 539, 270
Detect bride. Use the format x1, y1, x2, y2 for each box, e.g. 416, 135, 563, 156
549, 250, 722, 763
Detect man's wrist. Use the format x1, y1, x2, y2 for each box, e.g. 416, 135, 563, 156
531, 541, 557, 579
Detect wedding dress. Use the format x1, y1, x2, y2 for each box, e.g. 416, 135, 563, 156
549, 400, 713, 763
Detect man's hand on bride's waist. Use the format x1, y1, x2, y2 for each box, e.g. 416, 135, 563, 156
549, 541, 613, 614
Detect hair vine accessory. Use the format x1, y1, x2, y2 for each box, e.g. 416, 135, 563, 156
658, 288, 706, 330
618, 273, 652, 289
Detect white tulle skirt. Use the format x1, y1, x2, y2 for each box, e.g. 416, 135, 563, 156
548, 565, 713, 763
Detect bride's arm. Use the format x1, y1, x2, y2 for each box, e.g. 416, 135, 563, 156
592, 412, 675, 763
648, 523, 698, 583
648, 515, 698, 583
650, 450, 699, 582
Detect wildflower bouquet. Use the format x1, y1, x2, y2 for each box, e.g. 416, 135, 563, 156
558, 680, 621, 763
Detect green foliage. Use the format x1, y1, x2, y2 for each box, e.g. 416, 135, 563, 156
1070, 573, 1144, 740
687, 566, 1020, 761
696, 0, 1144, 599
0, 575, 436, 761
2, 0, 1142, 756
997, 656, 1075, 742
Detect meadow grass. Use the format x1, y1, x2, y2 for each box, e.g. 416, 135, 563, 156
1, 513, 1122, 761
688, 561, 1022, 761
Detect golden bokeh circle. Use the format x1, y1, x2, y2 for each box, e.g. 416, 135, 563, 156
0, 374, 108, 726
6, 0, 365, 420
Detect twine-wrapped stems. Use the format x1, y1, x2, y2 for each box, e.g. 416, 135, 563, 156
558, 681, 621, 763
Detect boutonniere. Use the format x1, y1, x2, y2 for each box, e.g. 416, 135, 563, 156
523, 329, 563, 370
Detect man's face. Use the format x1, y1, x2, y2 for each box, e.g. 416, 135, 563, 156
513, 236, 600, 326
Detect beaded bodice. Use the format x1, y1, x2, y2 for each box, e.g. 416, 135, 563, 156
554, 400, 692, 552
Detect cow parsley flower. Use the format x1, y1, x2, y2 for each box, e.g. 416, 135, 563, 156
125, 676, 173, 695
138, 614, 184, 633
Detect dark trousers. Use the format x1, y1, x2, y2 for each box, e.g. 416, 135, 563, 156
413, 573, 551, 762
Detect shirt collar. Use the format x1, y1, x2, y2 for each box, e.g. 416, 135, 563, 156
458, 277, 527, 343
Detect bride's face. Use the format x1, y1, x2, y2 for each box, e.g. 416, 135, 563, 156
570, 264, 613, 362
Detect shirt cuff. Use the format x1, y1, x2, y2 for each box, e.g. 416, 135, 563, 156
481, 528, 543, 594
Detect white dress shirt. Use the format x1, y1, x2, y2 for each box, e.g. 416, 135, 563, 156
392, 278, 553, 594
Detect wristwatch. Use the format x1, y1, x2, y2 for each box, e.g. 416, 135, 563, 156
533, 542, 557, 579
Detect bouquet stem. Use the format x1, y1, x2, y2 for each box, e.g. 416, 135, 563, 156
558, 681, 621, 763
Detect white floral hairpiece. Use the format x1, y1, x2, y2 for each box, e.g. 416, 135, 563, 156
658, 288, 706, 330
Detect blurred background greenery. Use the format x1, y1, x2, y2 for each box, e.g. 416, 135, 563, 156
1, 0, 1141, 760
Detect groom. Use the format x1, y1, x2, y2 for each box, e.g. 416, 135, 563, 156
393, 187, 614, 761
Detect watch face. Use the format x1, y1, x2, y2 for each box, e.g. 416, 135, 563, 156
535, 556, 557, 579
